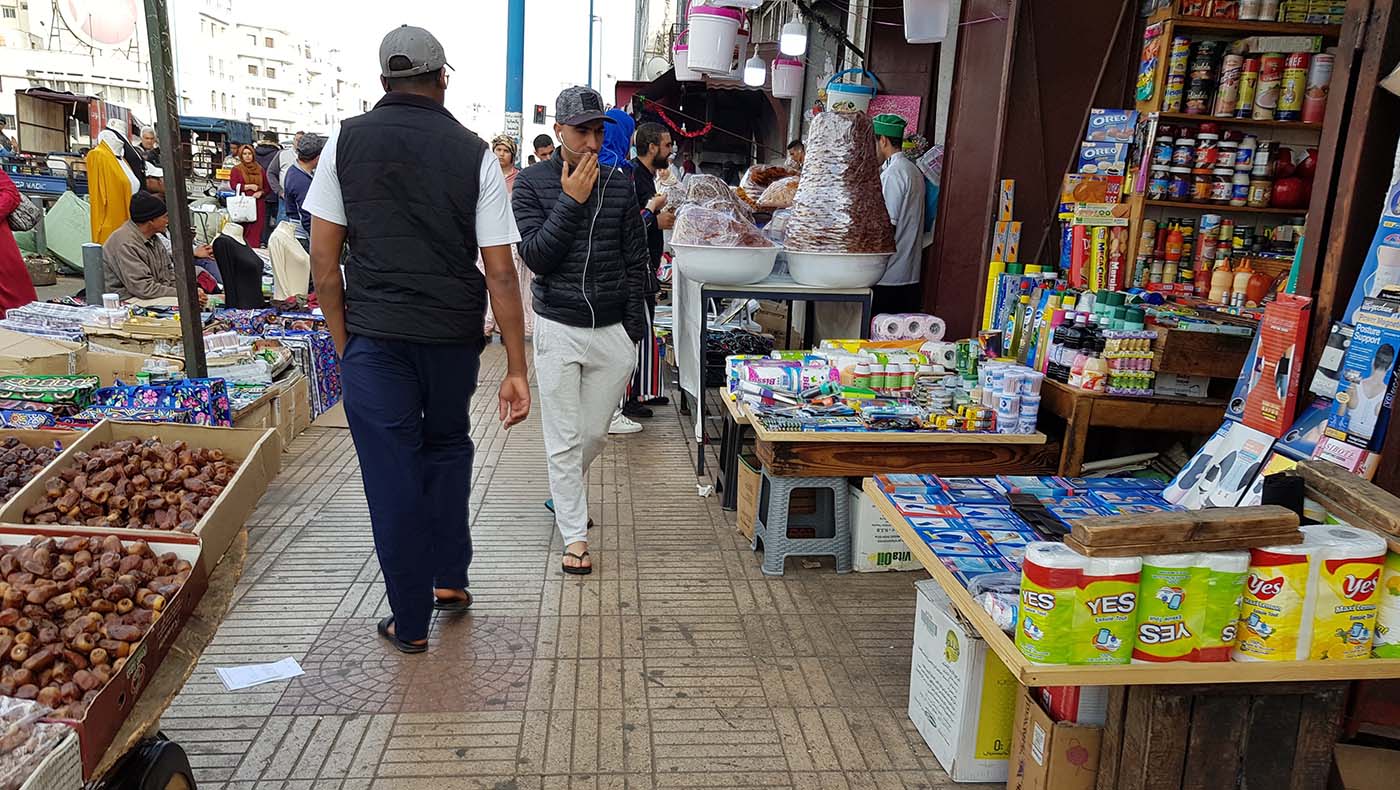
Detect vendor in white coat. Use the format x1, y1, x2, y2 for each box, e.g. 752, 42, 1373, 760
873, 113, 927, 315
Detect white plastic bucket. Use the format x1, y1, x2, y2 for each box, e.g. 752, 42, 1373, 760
772, 57, 804, 99
674, 40, 702, 82
718, 27, 750, 82
826, 68, 880, 113
687, 5, 744, 74
903, 0, 952, 44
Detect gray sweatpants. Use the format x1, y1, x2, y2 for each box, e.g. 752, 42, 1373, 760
534, 315, 637, 547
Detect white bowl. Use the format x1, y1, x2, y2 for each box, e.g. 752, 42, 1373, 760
671, 243, 778, 285
785, 249, 892, 288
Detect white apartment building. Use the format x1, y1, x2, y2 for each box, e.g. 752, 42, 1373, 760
171, 0, 242, 119
235, 22, 299, 133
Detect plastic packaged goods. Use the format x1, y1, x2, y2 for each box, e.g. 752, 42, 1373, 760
0, 697, 70, 790
672, 203, 773, 248
739, 164, 798, 194
784, 111, 897, 254
756, 176, 800, 209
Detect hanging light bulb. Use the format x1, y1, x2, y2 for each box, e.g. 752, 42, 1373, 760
743, 48, 766, 87
780, 16, 808, 56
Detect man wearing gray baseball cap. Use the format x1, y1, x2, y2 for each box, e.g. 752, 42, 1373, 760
513, 86, 651, 576
303, 25, 531, 653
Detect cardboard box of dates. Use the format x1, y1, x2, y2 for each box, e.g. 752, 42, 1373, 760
0, 527, 208, 779
0, 421, 282, 572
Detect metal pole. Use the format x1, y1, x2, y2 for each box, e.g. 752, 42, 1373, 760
81, 244, 104, 303
142, 0, 207, 378
505, 0, 525, 156
587, 0, 595, 88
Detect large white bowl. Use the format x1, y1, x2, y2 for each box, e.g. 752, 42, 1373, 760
671, 242, 778, 285
785, 249, 892, 288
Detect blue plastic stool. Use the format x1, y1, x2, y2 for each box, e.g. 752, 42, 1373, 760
753, 470, 852, 575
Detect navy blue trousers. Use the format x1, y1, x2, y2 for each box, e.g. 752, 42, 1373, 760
340, 334, 481, 643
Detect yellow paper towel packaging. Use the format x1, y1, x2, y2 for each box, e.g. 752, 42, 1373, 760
1374, 551, 1400, 659
1016, 543, 1086, 664
1133, 553, 1205, 663
1199, 550, 1251, 662
1074, 555, 1142, 665
1234, 525, 1386, 661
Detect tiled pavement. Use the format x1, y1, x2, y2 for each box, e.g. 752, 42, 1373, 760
167, 344, 994, 789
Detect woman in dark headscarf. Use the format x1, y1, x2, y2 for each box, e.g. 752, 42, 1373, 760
229, 144, 270, 247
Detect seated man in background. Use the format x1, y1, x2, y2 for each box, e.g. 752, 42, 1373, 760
102, 192, 206, 305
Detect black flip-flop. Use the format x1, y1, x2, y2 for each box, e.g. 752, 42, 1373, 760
562, 550, 593, 576
544, 499, 593, 529
377, 616, 428, 654
433, 590, 473, 613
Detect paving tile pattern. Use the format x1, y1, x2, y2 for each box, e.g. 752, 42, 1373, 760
168, 345, 993, 789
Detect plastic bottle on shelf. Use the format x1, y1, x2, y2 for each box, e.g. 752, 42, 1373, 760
1068, 318, 1094, 389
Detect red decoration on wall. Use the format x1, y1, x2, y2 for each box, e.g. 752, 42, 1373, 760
642, 98, 713, 139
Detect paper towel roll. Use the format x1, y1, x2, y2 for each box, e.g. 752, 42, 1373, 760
1133, 553, 1204, 663
1016, 543, 1088, 665
1373, 551, 1400, 658
1234, 526, 1386, 662
1075, 555, 1142, 665
1198, 550, 1250, 662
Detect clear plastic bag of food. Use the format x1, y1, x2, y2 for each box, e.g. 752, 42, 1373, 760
672, 203, 773, 248
785, 111, 896, 253
739, 164, 798, 195
682, 174, 732, 205
757, 176, 799, 209
0, 697, 69, 790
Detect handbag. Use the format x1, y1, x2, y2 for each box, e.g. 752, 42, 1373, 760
6, 196, 41, 232
226, 193, 257, 224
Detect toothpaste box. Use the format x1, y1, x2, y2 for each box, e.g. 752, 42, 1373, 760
908, 516, 975, 533
1086, 109, 1139, 143
890, 493, 962, 517
953, 505, 1021, 520
1078, 142, 1131, 176
872, 474, 944, 494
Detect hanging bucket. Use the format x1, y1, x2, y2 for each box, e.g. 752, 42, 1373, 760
772, 57, 805, 99
687, 4, 744, 74
716, 25, 751, 83
826, 68, 881, 113
903, 0, 952, 43
673, 30, 702, 82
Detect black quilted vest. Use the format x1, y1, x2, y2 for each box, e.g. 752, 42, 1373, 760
336, 92, 487, 344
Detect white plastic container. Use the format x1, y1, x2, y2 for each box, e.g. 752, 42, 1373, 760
786, 249, 891, 288
674, 36, 702, 82
903, 0, 952, 44
687, 5, 745, 74
772, 57, 805, 99
672, 243, 778, 285
825, 68, 880, 114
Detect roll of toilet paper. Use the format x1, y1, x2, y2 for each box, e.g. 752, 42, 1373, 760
1373, 551, 1400, 658
1016, 542, 1089, 665
1074, 555, 1142, 665
1198, 550, 1250, 662
1234, 525, 1386, 662
1133, 553, 1204, 664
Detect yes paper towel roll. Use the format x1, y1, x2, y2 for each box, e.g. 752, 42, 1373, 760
1133, 553, 1204, 663
1016, 542, 1087, 665
1234, 525, 1386, 662
1075, 555, 1142, 665
1374, 551, 1400, 658
1198, 551, 1250, 662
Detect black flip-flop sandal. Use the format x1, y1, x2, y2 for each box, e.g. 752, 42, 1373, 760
544, 499, 593, 529
433, 590, 473, 613
377, 616, 428, 654
562, 550, 593, 576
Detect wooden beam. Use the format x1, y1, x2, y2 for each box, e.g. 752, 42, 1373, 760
1070, 505, 1300, 547
1299, 459, 1400, 536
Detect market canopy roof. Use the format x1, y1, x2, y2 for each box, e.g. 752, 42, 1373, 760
179, 116, 255, 144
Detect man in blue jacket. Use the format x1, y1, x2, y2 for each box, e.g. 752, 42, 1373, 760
513, 86, 649, 576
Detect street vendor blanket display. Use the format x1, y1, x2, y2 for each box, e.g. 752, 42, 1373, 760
265, 330, 340, 417
0, 375, 101, 420
93, 378, 232, 427
211, 307, 278, 335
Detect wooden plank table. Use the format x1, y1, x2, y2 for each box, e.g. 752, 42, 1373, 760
752, 410, 1058, 478
1040, 379, 1227, 476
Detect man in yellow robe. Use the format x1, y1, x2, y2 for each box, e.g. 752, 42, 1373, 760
86, 129, 138, 244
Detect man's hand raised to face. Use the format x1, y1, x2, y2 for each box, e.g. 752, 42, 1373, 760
561, 153, 599, 204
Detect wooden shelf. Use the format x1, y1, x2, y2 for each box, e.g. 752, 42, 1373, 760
866, 479, 1400, 687
1150, 9, 1342, 38
1155, 112, 1324, 134
1144, 198, 1308, 216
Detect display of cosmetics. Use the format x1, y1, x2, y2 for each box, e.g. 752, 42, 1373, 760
1159, 32, 1332, 125
1103, 331, 1159, 397
977, 362, 1044, 434
852, 355, 923, 397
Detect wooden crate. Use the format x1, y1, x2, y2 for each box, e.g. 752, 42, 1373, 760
1151, 327, 1254, 379
1096, 682, 1347, 790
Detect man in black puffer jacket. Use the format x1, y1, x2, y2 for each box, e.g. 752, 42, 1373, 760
513, 85, 649, 577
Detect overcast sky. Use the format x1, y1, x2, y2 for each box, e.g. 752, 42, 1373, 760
281, 0, 644, 143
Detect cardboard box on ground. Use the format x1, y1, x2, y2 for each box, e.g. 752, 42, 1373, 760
850, 485, 922, 572
1332, 743, 1400, 790
908, 579, 1017, 783
1008, 687, 1102, 790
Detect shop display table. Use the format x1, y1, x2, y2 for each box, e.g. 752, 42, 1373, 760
676, 272, 874, 475
1040, 379, 1228, 476
865, 479, 1400, 790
